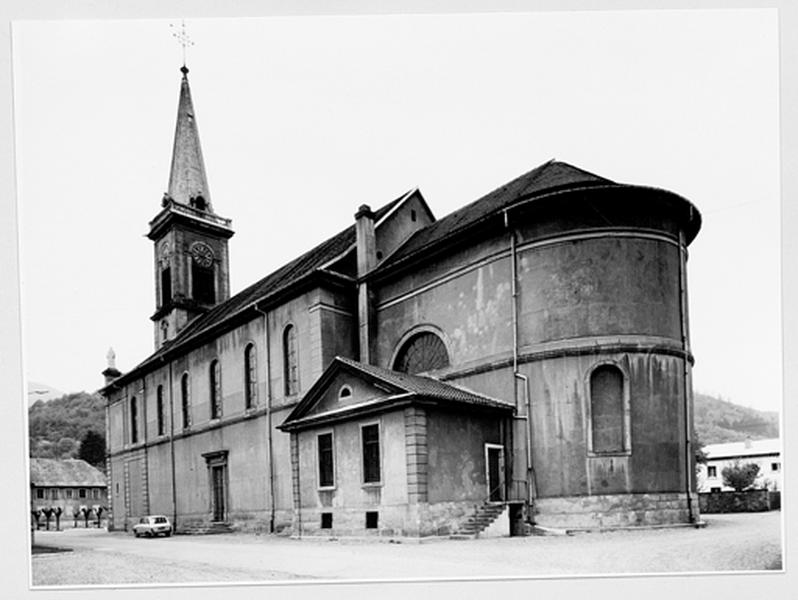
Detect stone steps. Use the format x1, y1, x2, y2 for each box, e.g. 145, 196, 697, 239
451, 503, 506, 539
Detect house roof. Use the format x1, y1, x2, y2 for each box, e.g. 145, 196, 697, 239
375, 159, 700, 274
29, 459, 106, 487
704, 438, 782, 460
280, 356, 513, 431
102, 192, 407, 392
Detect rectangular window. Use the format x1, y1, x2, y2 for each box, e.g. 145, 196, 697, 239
192, 263, 215, 304
161, 267, 172, 305
79, 489, 87, 499
362, 423, 381, 484
707, 466, 717, 478
51, 488, 58, 500
710, 487, 722, 493
321, 513, 333, 529
36, 489, 44, 499
93, 489, 100, 499
66, 488, 73, 499
365, 511, 379, 529
772, 462, 781, 472
318, 433, 334, 488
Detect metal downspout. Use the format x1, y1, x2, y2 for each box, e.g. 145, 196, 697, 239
254, 305, 276, 533
504, 210, 536, 508
167, 360, 177, 530
678, 230, 695, 524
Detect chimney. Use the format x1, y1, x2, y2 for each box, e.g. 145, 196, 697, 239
355, 205, 376, 364
102, 347, 122, 386
355, 204, 377, 277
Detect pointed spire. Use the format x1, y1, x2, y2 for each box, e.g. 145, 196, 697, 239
167, 66, 212, 211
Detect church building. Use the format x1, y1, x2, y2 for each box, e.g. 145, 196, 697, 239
101, 65, 703, 537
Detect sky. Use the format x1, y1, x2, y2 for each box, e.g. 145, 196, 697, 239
12, 10, 781, 412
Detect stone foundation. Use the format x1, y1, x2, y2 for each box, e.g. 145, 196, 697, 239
295, 500, 481, 538
533, 493, 700, 530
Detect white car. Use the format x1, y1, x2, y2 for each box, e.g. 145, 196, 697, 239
133, 515, 172, 538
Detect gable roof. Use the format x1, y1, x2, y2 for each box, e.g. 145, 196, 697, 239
30, 459, 106, 487
280, 356, 513, 431
704, 438, 782, 460
103, 192, 408, 392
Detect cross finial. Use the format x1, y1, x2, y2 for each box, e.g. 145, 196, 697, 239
170, 20, 194, 69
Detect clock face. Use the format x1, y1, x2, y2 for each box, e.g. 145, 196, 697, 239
190, 242, 214, 268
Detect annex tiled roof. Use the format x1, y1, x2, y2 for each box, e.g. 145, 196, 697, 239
30, 459, 106, 487
334, 356, 513, 410
704, 438, 782, 460
104, 194, 405, 389
281, 356, 513, 430
376, 160, 613, 270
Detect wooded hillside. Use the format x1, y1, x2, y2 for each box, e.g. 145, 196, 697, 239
28, 392, 105, 460
694, 392, 779, 444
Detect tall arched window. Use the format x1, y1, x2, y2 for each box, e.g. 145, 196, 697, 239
130, 396, 138, 444
283, 325, 298, 396
244, 343, 257, 409
156, 385, 165, 436
210, 359, 222, 419
393, 331, 450, 375
589, 364, 627, 454
181, 373, 191, 429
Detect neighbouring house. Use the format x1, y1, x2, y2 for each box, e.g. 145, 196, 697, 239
698, 438, 782, 492
29, 458, 108, 528
100, 63, 703, 538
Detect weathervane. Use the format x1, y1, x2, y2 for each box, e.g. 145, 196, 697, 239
170, 20, 194, 68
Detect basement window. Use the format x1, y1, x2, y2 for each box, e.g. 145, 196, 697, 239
321, 513, 332, 529
365, 511, 378, 529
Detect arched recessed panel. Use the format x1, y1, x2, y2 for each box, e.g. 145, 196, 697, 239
590, 364, 625, 453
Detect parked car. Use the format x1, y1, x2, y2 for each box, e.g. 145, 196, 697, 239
133, 515, 172, 538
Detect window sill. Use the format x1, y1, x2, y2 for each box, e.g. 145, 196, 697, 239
361, 482, 383, 489
317, 486, 336, 492
587, 450, 631, 458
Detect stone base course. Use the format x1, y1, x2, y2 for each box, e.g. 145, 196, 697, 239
534, 492, 699, 529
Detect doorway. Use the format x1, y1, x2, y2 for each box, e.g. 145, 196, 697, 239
211, 465, 226, 522
485, 444, 505, 502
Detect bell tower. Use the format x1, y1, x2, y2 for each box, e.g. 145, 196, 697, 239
147, 66, 234, 349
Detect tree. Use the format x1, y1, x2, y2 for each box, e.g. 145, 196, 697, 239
78, 430, 106, 470
722, 461, 760, 491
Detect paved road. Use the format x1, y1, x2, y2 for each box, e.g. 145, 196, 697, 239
31, 511, 782, 586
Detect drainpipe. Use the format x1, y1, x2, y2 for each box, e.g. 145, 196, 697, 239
254, 305, 276, 533
166, 359, 178, 530
678, 229, 695, 524
504, 209, 536, 508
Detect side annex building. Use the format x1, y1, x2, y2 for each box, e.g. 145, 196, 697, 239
101, 66, 703, 537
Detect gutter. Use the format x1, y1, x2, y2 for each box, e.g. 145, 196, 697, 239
504, 209, 537, 508
253, 305, 276, 533
678, 229, 696, 524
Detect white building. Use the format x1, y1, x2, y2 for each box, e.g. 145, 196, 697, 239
698, 438, 782, 492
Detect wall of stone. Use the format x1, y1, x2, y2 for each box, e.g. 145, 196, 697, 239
534, 492, 695, 529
